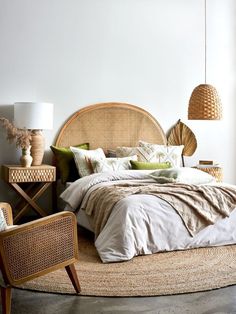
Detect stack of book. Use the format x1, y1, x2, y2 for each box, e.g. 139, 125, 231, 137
197, 160, 220, 168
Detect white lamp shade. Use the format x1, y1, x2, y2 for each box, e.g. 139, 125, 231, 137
14, 102, 53, 130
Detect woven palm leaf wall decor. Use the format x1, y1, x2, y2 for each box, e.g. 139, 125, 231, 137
168, 119, 197, 166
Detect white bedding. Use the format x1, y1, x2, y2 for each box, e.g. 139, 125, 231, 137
60, 170, 236, 263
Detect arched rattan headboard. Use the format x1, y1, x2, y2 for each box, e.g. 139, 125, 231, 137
55, 103, 167, 151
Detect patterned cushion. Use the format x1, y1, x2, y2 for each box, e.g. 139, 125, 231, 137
71, 147, 106, 177
91, 156, 138, 173
116, 147, 139, 158
138, 141, 184, 167
0, 209, 7, 231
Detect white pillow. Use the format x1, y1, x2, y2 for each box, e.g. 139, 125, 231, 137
149, 167, 216, 185
138, 140, 184, 167
70, 147, 106, 177
91, 156, 137, 173
0, 209, 7, 231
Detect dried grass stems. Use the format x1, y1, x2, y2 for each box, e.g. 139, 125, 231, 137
0, 117, 32, 149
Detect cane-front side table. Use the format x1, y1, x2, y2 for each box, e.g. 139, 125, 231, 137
1, 164, 56, 223
193, 165, 223, 182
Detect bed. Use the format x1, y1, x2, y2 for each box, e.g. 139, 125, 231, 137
52, 102, 236, 263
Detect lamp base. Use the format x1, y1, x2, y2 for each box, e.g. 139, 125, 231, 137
30, 130, 45, 166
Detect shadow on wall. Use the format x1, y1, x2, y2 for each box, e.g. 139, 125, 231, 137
0, 104, 21, 164
0, 104, 22, 204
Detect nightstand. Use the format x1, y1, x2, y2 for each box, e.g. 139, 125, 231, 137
194, 165, 223, 182
1, 164, 56, 223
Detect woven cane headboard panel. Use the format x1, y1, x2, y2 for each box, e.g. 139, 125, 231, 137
55, 103, 167, 150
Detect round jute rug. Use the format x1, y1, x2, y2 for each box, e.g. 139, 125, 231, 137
18, 231, 236, 297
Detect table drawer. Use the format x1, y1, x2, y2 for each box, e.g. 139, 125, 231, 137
2, 165, 56, 183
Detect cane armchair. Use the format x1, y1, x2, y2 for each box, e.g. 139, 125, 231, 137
0, 202, 81, 314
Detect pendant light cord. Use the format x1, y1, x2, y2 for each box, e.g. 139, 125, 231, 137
204, 0, 207, 84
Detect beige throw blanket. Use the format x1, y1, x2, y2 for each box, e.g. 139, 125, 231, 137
83, 183, 236, 237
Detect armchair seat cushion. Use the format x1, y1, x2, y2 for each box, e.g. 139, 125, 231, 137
0, 209, 7, 231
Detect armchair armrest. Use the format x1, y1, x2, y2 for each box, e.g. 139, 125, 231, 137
0, 211, 78, 286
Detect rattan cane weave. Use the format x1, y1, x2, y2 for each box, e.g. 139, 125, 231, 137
0, 204, 80, 314
55, 103, 167, 150
1, 165, 56, 183
0, 210, 78, 286
188, 84, 222, 120
2, 217, 75, 282
194, 166, 223, 182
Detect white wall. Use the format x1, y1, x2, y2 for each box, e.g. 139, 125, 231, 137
0, 0, 235, 204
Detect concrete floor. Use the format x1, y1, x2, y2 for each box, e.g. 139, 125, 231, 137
5, 285, 236, 314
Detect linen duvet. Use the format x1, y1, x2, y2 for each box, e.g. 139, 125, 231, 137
60, 170, 236, 263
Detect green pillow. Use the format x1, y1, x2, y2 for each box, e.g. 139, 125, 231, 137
50, 143, 89, 183
130, 160, 172, 170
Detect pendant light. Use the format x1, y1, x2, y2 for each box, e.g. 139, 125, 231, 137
188, 0, 222, 120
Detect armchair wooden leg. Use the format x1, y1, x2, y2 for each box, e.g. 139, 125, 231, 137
1, 286, 12, 314
65, 264, 81, 293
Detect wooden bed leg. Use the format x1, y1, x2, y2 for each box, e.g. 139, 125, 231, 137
65, 264, 81, 293
1, 286, 12, 314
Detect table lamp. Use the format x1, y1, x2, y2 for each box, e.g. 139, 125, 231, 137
14, 102, 53, 166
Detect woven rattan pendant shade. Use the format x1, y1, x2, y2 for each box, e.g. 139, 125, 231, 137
188, 84, 222, 120
188, 0, 222, 120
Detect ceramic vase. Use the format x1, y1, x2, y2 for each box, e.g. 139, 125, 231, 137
30, 130, 45, 166
20, 146, 33, 167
